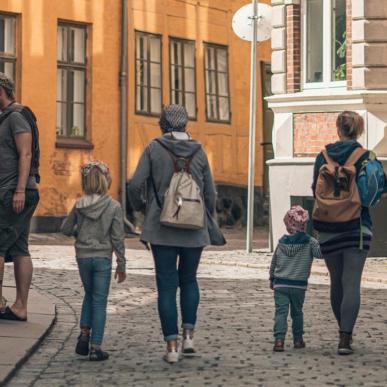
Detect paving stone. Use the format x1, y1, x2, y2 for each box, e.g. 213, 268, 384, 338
3, 247, 387, 386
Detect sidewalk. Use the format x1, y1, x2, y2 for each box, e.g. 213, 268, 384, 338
0, 287, 56, 386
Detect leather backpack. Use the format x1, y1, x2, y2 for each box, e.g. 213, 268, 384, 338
312, 148, 367, 232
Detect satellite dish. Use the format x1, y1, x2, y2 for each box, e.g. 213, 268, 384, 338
232, 3, 272, 42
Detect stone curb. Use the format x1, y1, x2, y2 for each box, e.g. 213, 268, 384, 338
0, 288, 56, 387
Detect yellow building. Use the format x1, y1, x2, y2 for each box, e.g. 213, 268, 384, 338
0, 0, 271, 230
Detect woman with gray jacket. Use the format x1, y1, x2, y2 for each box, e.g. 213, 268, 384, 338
128, 105, 216, 363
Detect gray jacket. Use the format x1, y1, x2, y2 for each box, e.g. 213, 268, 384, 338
61, 194, 126, 272
128, 132, 217, 248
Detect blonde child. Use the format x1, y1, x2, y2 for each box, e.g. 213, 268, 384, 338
61, 161, 126, 361
269, 205, 322, 352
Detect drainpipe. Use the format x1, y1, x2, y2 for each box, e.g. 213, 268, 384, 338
120, 0, 136, 233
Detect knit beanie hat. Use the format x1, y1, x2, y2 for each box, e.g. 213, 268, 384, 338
159, 105, 188, 133
283, 205, 309, 235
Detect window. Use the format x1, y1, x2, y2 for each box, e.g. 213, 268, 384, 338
302, 0, 346, 88
204, 43, 230, 123
135, 32, 162, 116
56, 23, 87, 138
169, 38, 196, 119
0, 14, 16, 81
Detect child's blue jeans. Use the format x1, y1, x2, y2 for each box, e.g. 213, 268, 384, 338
274, 287, 306, 340
77, 257, 112, 346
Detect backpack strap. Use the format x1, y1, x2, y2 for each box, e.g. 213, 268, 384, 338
322, 149, 339, 167
345, 148, 368, 167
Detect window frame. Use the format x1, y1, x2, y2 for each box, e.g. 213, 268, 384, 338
301, 0, 347, 90
169, 37, 197, 121
135, 30, 163, 117
56, 21, 88, 140
203, 42, 231, 124
0, 13, 17, 85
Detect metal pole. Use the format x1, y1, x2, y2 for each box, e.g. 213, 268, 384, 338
246, 0, 258, 253
120, 0, 136, 234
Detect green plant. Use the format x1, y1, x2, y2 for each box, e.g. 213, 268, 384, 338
335, 31, 346, 81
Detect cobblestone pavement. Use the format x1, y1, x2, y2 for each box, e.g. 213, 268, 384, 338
4, 246, 387, 387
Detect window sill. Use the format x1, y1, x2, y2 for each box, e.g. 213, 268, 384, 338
56, 138, 94, 150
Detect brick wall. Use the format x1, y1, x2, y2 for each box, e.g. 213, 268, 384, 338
346, 0, 352, 89
286, 4, 301, 93
293, 113, 339, 156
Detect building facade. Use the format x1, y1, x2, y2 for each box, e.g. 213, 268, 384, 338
0, 0, 271, 231
268, 0, 387, 254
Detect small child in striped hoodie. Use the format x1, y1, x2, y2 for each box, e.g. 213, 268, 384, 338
269, 205, 322, 352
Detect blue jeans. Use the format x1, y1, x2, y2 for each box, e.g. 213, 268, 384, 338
77, 257, 112, 346
151, 245, 203, 341
274, 287, 306, 340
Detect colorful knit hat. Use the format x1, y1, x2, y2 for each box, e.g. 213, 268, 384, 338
80, 160, 110, 179
283, 205, 309, 235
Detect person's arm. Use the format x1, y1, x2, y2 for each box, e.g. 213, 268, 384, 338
202, 151, 217, 214
269, 247, 278, 289
111, 205, 126, 282
13, 113, 33, 213
127, 146, 151, 211
311, 238, 323, 259
61, 206, 77, 237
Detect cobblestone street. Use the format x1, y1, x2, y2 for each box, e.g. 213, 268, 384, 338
4, 246, 387, 387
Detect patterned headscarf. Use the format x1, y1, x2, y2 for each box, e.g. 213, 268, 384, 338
80, 160, 110, 179
0, 72, 15, 93
159, 105, 188, 133
283, 205, 310, 235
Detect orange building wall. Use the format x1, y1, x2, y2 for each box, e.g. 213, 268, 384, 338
0, 0, 271, 218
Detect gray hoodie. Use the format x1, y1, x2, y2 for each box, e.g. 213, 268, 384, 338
61, 194, 126, 273
128, 132, 217, 248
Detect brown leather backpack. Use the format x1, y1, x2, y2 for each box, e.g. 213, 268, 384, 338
312, 148, 367, 232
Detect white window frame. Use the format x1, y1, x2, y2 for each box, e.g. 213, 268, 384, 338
301, 0, 347, 90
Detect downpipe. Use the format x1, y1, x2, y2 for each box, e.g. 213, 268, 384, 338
120, 0, 137, 234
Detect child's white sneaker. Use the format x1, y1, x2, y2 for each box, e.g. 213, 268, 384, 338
163, 348, 179, 364
182, 336, 196, 356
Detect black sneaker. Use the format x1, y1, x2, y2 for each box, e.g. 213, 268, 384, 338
75, 334, 90, 356
89, 349, 109, 361
338, 332, 353, 355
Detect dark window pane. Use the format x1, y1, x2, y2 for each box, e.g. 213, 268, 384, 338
70, 26, 86, 64
306, 0, 323, 83
0, 16, 15, 55
150, 88, 162, 114
136, 86, 148, 112
332, 0, 346, 81
57, 25, 68, 61
150, 63, 161, 88
184, 68, 195, 93
185, 93, 196, 118
136, 60, 148, 86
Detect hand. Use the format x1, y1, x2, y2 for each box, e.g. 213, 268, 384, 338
13, 191, 26, 214
270, 281, 274, 290
115, 270, 126, 283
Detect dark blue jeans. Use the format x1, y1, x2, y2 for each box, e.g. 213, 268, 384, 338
77, 257, 112, 346
151, 245, 203, 341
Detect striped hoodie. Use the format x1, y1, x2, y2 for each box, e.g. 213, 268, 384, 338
269, 232, 322, 290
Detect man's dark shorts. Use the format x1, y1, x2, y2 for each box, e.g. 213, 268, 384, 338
0, 189, 39, 262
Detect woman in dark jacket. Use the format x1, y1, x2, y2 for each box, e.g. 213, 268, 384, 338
312, 111, 385, 355
128, 105, 216, 363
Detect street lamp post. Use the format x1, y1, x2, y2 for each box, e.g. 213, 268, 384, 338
246, 0, 259, 253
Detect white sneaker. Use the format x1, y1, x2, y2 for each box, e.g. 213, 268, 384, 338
182, 336, 196, 356
163, 349, 179, 364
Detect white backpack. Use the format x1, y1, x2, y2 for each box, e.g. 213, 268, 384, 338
151, 140, 205, 230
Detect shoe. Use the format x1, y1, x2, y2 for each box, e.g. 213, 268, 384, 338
294, 339, 306, 349
163, 348, 179, 364
182, 336, 196, 356
338, 332, 353, 355
75, 333, 90, 356
273, 339, 285, 352
89, 348, 109, 361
